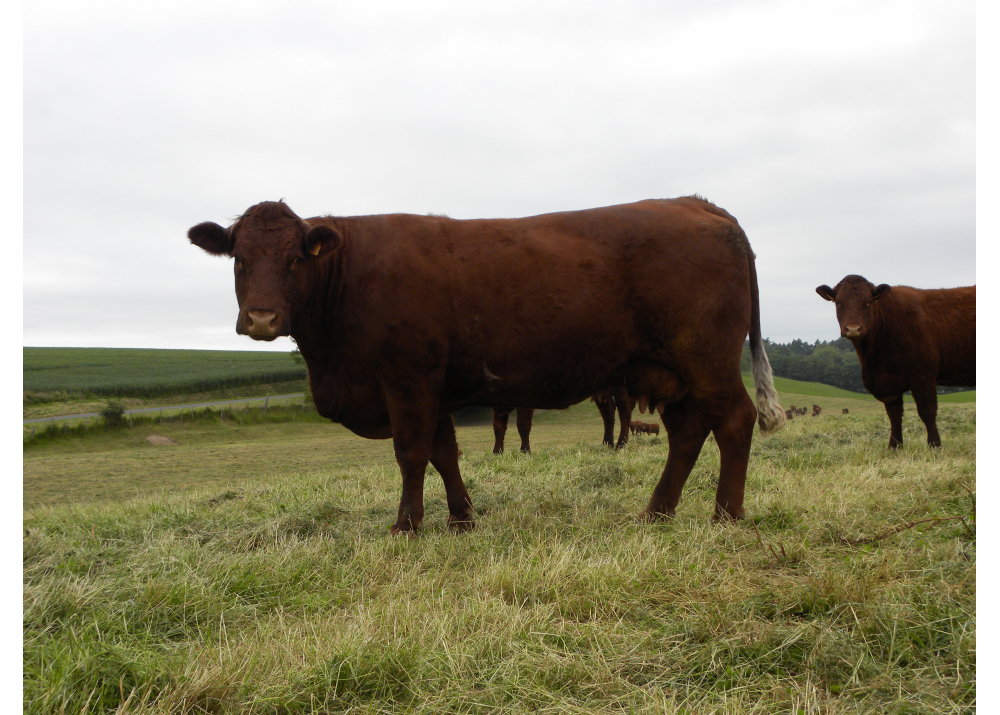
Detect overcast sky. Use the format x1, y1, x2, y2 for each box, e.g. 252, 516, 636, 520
22, 0, 976, 351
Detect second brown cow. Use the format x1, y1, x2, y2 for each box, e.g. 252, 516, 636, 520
817, 275, 975, 448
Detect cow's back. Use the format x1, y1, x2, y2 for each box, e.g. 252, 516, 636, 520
875, 285, 975, 387
335, 199, 754, 408
918, 285, 976, 385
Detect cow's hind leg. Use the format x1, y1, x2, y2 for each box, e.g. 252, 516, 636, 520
516, 408, 534, 453
492, 408, 511, 454
642, 395, 710, 520
385, 383, 451, 535
429, 415, 476, 531
710, 388, 756, 521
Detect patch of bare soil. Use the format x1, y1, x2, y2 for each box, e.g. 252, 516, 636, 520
146, 435, 178, 446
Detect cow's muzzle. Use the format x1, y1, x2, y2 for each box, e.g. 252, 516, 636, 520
237, 309, 288, 340
843, 324, 864, 338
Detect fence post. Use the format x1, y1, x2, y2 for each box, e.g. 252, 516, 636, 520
265, 395, 269, 411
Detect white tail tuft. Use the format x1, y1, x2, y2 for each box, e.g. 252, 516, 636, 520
751, 340, 785, 434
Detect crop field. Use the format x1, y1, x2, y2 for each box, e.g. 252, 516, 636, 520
23, 383, 975, 714
23, 347, 306, 401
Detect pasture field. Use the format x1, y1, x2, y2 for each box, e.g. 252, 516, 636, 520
23, 386, 975, 714
23, 347, 307, 408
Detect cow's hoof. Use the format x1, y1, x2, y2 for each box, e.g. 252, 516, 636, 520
712, 509, 746, 523
389, 521, 420, 537
448, 516, 475, 533
638, 509, 674, 523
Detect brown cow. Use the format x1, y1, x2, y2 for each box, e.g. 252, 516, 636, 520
188, 197, 784, 531
842, 408, 849, 414
817, 275, 975, 447
812, 405, 821, 416
492, 387, 633, 454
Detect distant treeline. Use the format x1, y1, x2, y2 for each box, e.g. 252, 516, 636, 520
23, 347, 307, 400
741, 338, 971, 394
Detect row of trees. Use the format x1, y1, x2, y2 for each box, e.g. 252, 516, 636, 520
741, 337, 866, 392
741, 338, 971, 394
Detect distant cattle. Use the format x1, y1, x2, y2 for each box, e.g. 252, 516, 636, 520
492, 387, 633, 454
842, 408, 849, 414
630, 421, 661, 435
817, 275, 975, 447
812, 405, 821, 416
188, 196, 785, 531
785, 410, 794, 420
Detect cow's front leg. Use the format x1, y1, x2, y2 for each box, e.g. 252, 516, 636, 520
385, 386, 440, 535
515, 408, 534, 453
429, 415, 476, 531
883, 396, 904, 449
910, 382, 941, 447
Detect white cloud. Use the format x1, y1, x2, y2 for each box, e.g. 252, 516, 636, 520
23, 0, 975, 348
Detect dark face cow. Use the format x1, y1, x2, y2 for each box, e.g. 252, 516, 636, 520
816, 275, 975, 448
189, 197, 785, 532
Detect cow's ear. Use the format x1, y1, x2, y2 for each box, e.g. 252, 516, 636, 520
304, 224, 343, 258
816, 285, 836, 301
188, 222, 232, 256
872, 284, 891, 301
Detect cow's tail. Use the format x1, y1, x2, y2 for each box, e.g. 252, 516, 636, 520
747, 249, 785, 434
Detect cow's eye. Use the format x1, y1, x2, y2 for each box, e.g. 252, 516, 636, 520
292, 257, 304, 266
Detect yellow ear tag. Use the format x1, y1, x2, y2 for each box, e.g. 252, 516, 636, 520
309, 243, 322, 256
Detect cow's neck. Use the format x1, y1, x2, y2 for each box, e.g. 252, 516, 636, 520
853, 297, 900, 371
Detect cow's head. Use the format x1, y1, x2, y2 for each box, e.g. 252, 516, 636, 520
815, 275, 890, 340
187, 201, 342, 340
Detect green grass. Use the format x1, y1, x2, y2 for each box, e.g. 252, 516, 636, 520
23, 347, 306, 400
23, 397, 975, 714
